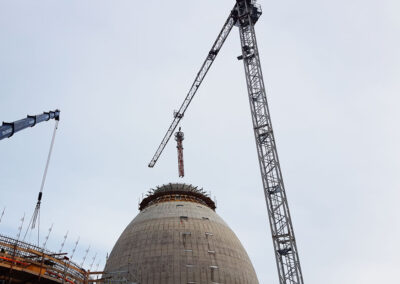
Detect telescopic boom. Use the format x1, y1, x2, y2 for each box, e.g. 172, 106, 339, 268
0, 110, 60, 141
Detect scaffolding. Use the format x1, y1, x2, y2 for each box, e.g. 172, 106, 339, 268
0, 234, 104, 283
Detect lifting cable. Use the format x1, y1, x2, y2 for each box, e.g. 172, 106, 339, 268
23, 119, 59, 245
0, 207, 5, 224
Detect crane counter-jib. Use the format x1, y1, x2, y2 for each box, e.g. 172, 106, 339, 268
0, 110, 60, 141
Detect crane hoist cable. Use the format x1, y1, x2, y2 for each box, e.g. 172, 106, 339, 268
23, 118, 59, 245
0, 207, 5, 224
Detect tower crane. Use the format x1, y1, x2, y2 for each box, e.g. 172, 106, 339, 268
148, 1, 304, 283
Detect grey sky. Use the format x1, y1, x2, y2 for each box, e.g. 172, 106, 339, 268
1, 0, 399, 283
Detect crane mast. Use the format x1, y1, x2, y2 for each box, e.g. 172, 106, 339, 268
148, 1, 304, 283
235, 1, 303, 283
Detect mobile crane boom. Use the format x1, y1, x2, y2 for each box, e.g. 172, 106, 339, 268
0, 110, 60, 141
148, 1, 304, 283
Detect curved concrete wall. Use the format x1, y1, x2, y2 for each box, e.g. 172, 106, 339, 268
105, 201, 259, 284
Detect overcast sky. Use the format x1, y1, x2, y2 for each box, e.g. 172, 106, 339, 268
1, 0, 399, 283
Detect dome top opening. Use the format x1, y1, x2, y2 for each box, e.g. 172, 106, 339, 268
139, 183, 216, 211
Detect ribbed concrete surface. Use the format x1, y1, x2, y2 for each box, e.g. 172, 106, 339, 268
105, 200, 259, 284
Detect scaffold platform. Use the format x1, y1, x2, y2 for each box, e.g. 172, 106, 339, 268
0, 234, 103, 284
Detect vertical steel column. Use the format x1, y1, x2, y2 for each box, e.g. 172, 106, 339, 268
235, 1, 304, 283
175, 128, 185, 177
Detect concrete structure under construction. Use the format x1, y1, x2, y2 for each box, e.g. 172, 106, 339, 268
0, 234, 89, 283
105, 183, 259, 284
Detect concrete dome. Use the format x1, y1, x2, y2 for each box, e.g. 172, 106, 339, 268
105, 183, 259, 284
